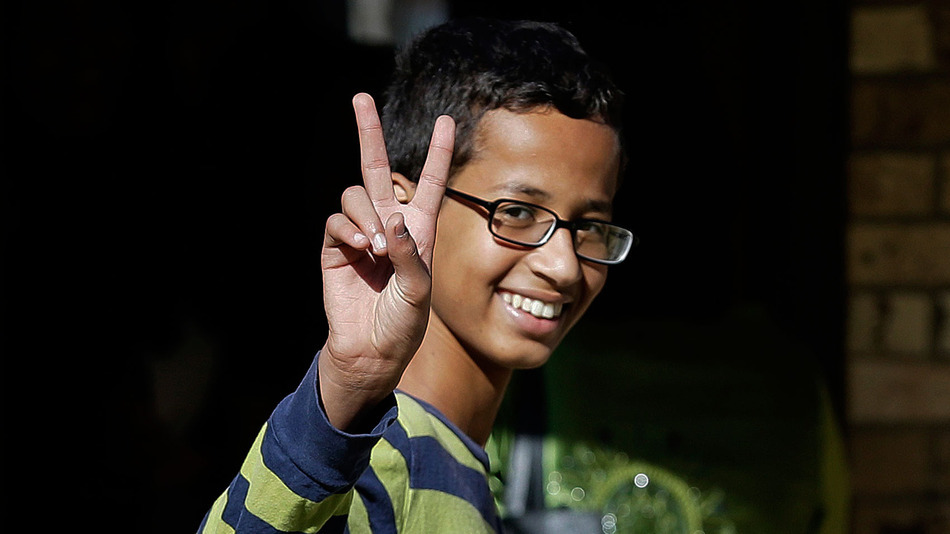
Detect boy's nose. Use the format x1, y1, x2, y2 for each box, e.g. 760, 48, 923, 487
526, 227, 583, 287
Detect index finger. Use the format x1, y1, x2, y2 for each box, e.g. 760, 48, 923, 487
410, 114, 456, 216
352, 93, 395, 205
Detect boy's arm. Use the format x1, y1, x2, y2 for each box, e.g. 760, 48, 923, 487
198, 95, 454, 532
319, 94, 455, 431
197, 354, 398, 534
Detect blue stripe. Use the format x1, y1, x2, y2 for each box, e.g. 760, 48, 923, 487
221, 474, 249, 528
267, 355, 398, 495
408, 435, 498, 527
259, 422, 338, 503
396, 392, 491, 470
382, 416, 412, 460
324, 514, 349, 533
356, 466, 398, 534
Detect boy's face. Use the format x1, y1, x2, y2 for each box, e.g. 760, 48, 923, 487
428, 108, 621, 371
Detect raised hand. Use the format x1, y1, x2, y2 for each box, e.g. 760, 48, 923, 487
318, 93, 455, 431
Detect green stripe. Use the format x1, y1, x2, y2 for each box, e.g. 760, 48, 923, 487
403, 489, 496, 533
240, 423, 354, 533
395, 395, 484, 473
347, 491, 371, 532
370, 437, 411, 532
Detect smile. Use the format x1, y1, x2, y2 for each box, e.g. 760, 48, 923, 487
501, 292, 564, 320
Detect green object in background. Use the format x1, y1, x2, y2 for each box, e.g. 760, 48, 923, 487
489, 307, 850, 534
488, 432, 738, 533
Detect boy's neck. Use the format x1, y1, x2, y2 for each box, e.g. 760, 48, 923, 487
396, 326, 513, 447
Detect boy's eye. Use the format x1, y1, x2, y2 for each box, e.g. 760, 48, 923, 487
576, 221, 608, 239
495, 203, 541, 226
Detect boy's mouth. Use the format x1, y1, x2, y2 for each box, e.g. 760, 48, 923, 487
501, 292, 564, 320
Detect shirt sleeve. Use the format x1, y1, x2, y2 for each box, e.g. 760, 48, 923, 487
197, 352, 399, 534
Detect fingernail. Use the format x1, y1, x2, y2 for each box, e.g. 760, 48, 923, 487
354, 232, 369, 246
373, 232, 387, 251
395, 218, 408, 239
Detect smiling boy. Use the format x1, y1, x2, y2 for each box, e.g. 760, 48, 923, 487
198, 18, 633, 533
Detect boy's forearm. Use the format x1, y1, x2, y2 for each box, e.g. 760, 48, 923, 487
198, 352, 399, 533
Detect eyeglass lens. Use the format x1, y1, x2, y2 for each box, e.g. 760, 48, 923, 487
490, 201, 631, 262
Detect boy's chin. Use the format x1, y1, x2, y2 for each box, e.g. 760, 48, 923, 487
459, 321, 568, 372
487, 345, 558, 371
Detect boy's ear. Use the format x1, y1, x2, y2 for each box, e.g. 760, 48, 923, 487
392, 173, 417, 203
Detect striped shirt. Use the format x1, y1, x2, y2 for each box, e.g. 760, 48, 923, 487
198, 355, 503, 533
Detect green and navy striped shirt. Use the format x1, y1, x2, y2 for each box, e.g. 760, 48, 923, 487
198, 354, 503, 533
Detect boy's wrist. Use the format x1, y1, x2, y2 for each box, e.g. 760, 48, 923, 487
317, 345, 399, 433
267, 353, 397, 491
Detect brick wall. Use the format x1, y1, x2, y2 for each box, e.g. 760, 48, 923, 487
847, 1, 950, 532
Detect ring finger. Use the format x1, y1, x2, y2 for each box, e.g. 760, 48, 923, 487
341, 185, 388, 254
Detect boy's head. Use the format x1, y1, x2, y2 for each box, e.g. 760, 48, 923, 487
376, 19, 631, 372
381, 18, 625, 183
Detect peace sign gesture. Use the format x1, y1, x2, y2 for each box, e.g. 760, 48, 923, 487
319, 93, 455, 431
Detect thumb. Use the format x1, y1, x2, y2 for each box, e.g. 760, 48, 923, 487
385, 212, 431, 307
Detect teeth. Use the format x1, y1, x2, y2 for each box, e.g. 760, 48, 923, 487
530, 300, 544, 315
502, 292, 564, 319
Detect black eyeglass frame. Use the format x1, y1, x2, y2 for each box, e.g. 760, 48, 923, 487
444, 187, 637, 265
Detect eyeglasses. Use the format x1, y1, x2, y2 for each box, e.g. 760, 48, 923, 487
444, 188, 637, 265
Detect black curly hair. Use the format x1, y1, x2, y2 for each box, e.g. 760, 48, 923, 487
381, 18, 625, 183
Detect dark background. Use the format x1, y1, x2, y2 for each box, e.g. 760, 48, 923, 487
2, 0, 848, 530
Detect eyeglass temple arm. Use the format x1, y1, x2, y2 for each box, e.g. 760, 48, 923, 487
443, 187, 493, 210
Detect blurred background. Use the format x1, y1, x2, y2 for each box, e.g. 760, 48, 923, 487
3, 0, 948, 532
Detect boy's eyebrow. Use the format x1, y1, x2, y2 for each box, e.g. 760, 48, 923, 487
494, 182, 614, 215
494, 182, 549, 199
583, 197, 614, 216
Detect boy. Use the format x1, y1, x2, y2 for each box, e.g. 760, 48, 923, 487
198, 17, 634, 533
